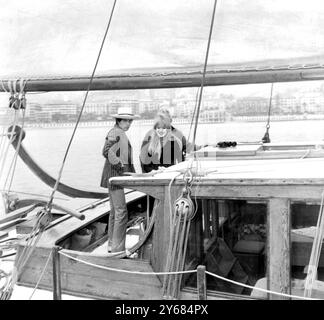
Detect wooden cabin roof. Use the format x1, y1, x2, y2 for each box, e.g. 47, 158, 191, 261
110, 157, 324, 186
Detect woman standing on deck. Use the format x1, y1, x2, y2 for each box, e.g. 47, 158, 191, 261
139, 108, 199, 173
100, 107, 140, 253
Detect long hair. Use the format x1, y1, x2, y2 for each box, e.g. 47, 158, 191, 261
147, 122, 182, 160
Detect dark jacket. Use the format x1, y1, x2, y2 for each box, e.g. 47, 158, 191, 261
140, 126, 188, 173
100, 124, 135, 189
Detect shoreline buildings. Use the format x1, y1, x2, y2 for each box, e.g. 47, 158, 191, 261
2, 86, 324, 124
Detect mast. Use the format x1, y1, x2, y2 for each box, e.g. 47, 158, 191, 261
1, 64, 324, 92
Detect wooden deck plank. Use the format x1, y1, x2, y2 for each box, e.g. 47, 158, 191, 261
20, 267, 162, 300
18, 247, 162, 300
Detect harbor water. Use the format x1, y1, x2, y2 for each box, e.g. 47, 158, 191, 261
1, 119, 324, 205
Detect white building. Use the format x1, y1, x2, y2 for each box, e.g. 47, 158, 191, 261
297, 92, 324, 113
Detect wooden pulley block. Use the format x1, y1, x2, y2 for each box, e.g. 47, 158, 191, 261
174, 195, 195, 221
36, 208, 52, 230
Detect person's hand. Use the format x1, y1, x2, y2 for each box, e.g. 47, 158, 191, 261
119, 162, 125, 173
113, 161, 124, 173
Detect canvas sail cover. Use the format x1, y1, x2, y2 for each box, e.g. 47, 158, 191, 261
1, 0, 324, 79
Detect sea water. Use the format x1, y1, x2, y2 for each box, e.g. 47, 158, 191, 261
0, 120, 323, 206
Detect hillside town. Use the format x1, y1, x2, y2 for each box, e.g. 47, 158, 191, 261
2, 83, 324, 124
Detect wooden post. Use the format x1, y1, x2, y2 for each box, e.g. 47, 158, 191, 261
52, 246, 62, 300
267, 198, 291, 300
197, 265, 207, 300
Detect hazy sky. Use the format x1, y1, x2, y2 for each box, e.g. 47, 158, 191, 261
1, 0, 324, 78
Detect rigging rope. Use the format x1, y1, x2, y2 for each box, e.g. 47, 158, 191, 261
46, 0, 118, 210
187, 87, 201, 143
3, 109, 26, 193
0, 80, 8, 93
57, 251, 317, 300
1, 4, 124, 297
0, 204, 53, 299
261, 83, 274, 143
5, 213, 46, 289
304, 190, 324, 297
0, 79, 27, 215
162, 165, 198, 299
0, 270, 10, 293
162, 114, 206, 298
0, 79, 27, 170
163, 1, 219, 296
59, 250, 197, 275
0, 127, 7, 160
29, 250, 52, 300
167, 2, 220, 294
5, 80, 27, 193
205, 271, 317, 300
192, 0, 218, 148
162, 172, 182, 296
0, 189, 68, 201
0, 110, 18, 181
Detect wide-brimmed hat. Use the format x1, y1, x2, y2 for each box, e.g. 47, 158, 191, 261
111, 107, 140, 120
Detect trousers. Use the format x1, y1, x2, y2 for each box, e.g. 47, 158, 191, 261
108, 188, 128, 253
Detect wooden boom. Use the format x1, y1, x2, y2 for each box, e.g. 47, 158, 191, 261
1, 64, 324, 92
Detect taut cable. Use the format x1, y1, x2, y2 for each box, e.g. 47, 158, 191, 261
46, 0, 118, 210
192, 0, 218, 148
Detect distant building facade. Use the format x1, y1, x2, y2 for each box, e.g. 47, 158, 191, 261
6, 86, 324, 125
26, 103, 78, 122
84, 100, 139, 117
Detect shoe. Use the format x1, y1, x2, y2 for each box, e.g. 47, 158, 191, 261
127, 252, 138, 259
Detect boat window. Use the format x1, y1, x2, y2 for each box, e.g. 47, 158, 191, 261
290, 201, 324, 298
184, 198, 267, 297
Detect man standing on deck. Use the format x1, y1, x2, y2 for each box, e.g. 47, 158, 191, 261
100, 107, 140, 253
